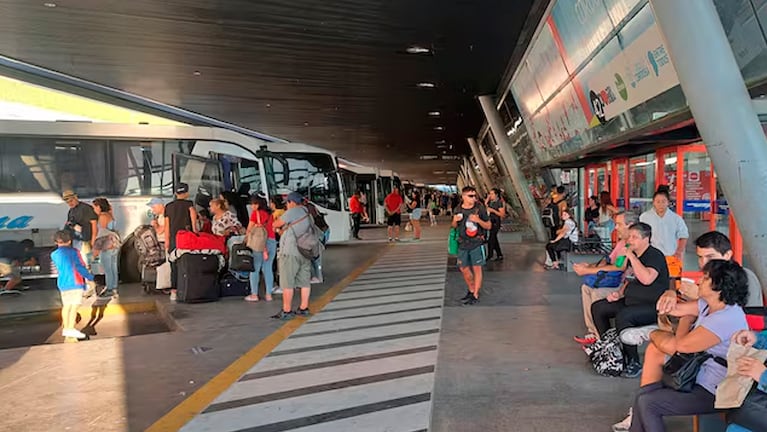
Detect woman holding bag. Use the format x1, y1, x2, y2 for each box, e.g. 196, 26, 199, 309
245, 194, 276, 302
727, 329, 767, 432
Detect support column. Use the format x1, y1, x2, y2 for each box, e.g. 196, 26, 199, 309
467, 137, 494, 192
486, 133, 523, 210
456, 174, 466, 192
650, 0, 767, 283
463, 157, 483, 194
479, 95, 548, 242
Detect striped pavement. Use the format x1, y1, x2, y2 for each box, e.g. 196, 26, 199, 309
181, 241, 448, 432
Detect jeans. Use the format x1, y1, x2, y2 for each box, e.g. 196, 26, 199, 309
591, 298, 658, 364
545, 238, 571, 262
352, 213, 362, 238
487, 225, 502, 258
580, 284, 620, 336
630, 382, 716, 432
100, 249, 119, 291
250, 238, 277, 296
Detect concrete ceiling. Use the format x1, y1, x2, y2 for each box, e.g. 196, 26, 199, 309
0, 0, 535, 183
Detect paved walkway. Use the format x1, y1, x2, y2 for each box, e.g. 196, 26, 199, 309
181, 240, 447, 431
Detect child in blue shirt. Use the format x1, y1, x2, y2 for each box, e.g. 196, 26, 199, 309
50, 230, 94, 340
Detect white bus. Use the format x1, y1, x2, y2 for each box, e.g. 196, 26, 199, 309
260, 142, 351, 243
339, 159, 383, 224
0, 120, 289, 282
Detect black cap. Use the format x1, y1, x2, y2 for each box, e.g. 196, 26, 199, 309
175, 183, 189, 194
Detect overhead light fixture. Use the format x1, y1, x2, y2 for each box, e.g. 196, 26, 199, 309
406, 46, 432, 54
43, 2, 56, 7
193, 70, 202, 76
428, 111, 441, 117
416, 82, 436, 89
435, 139, 446, 145
434, 126, 444, 131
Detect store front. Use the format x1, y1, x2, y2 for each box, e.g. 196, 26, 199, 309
583, 143, 743, 279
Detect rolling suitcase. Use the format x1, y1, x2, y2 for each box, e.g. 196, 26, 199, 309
176, 253, 220, 303
219, 273, 250, 297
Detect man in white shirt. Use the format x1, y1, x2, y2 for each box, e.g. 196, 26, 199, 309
639, 188, 689, 261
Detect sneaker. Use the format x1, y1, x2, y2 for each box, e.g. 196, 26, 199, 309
244, 294, 260, 302
169, 291, 177, 302
271, 310, 295, 320
62, 328, 86, 339
272, 287, 283, 295
612, 408, 633, 432
621, 361, 642, 379
295, 307, 310, 316
460, 290, 473, 301
573, 334, 598, 345
310, 277, 321, 284
463, 296, 479, 305
620, 325, 658, 346
388, 237, 393, 242
495, 255, 504, 261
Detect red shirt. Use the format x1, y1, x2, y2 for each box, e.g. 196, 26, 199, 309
349, 195, 364, 214
249, 209, 276, 239
384, 193, 403, 214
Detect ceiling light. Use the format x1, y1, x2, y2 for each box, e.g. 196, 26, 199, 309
428, 111, 441, 117
416, 82, 436, 89
434, 126, 444, 131
43, 2, 56, 7
435, 139, 446, 145
406, 46, 431, 54
193, 70, 201, 76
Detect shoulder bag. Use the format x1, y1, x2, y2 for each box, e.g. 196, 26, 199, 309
246, 210, 268, 252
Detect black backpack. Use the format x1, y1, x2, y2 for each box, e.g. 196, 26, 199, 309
542, 202, 560, 228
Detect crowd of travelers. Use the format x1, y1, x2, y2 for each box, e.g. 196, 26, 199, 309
557, 185, 767, 432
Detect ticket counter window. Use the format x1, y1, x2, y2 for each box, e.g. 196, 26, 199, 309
629, 154, 656, 216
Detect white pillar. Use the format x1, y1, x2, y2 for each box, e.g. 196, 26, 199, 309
468, 137, 494, 192
650, 0, 767, 283
463, 157, 484, 194
479, 95, 548, 242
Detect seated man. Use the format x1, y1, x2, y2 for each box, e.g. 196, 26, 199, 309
0, 239, 37, 294
591, 222, 670, 378
574, 211, 631, 345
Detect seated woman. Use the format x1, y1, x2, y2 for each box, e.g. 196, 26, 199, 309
592, 222, 669, 378
726, 328, 767, 432
544, 209, 578, 270
622, 259, 749, 432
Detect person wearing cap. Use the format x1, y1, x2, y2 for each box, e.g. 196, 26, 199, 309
62, 190, 98, 271
164, 183, 199, 301
270, 192, 313, 319
147, 197, 166, 239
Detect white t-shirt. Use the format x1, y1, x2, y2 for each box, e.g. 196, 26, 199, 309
563, 219, 578, 242
639, 209, 689, 256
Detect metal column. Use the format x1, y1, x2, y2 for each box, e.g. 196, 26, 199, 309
650, 0, 767, 283
485, 133, 523, 210
463, 157, 483, 193
479, 95, 548, 242
467, 137, 494, 192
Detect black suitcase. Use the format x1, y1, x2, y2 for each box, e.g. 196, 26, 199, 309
176, 253, 220, 303
219, 273, 250, 297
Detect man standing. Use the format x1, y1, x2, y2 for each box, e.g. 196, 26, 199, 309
639, 187, 689, 269
62, 190, 98, 296
271, 192, 313, 320
453, 186, 492, 305
384, 187, 404, 242
164, 183, 198, 302
485, 188, 506, 261
349, 189, 365, 240
147, 197, 166, 241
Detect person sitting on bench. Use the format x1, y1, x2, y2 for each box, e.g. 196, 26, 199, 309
544, 209, 578, 271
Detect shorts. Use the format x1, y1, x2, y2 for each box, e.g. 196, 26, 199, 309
457, 245, 486, 268
0, 259, 20, 278
60, 289, 84, 306
387, 213, 402, 227
279, 254, 312, 289
411, 208, 422, 220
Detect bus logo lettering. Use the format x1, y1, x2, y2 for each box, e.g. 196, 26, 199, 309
0, 216, 34, 230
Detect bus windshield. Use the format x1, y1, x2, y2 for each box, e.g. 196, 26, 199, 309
272, 152, 342, 211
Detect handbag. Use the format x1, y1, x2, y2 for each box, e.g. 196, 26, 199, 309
448, 227, 459, 255
583, 270, 623, 288
229, 242, 255, 272
726, 374, 767, 431
246, 210, 268, 252
662, 352, 723, 392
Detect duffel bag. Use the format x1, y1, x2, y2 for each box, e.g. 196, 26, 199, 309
176, 230, 226, 254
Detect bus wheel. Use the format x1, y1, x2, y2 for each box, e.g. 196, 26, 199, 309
120, 237, 141, 283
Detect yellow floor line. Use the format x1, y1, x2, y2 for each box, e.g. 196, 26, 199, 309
145, 249, 387, 432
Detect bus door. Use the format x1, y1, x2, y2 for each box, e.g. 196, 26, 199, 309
172, 153, 224, 209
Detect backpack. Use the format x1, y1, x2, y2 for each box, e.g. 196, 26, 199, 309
229, 242, 255, 272
288, 209, 324, 260
133, 225, 165, 267
583, 328, 624, 377
246, 211, 268, 252
542, 203, 559, 228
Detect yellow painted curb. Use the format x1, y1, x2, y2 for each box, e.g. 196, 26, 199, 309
145, 249, 386, 432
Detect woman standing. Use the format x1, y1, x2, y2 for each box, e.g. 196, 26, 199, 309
408, 191, 422, 240
209, 199, 244, 238
245, 194, 277, 302
92, 197, 120, 297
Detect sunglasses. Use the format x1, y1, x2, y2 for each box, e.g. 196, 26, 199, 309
466, 194, 477, 198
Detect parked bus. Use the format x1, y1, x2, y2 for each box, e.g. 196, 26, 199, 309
260, 142, 351, 243
339, 159, 381, 224
0, 120, 288, 282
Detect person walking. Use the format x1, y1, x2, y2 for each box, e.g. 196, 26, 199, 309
485, 188, 506, 261
453, 186, 491, 305
408, 191, 422, 240
163, 183, 198, 302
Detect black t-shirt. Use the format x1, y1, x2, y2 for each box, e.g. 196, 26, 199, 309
624, 245, 670, 306
456, 204, 490, 250
165, 199, 194, 249
488, 199, 504, 226
585, 206, 600, 224
67, 202, 98, 241
0, 241, 31, 261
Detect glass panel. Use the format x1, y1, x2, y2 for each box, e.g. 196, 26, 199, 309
714, 0, 767, 84
661, 150, 678, 211
713, 170, 730, 236
597, 167, 608, 193
680, 150, 713, 270
629, 153, 655, 217
272, 153, 342, 211
617, 162, 627, 210
237, 159, 263, 201
174, 154, 223, 207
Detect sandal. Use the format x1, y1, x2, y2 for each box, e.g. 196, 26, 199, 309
244, 294, 260, 302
